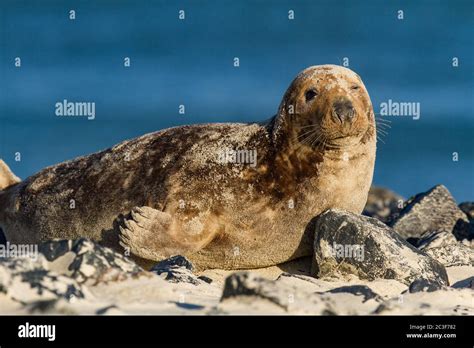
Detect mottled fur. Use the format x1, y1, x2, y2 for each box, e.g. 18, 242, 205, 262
0, 65, 376, 270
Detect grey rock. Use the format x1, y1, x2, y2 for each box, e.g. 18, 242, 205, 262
221, 272, 309, 310
416, 231, 474, 266
451, 276, 474, 289
150, 255, 207, 285
0, 257, 89, 304
459, 202, 474, 220
40, 238, 144, 284
462, 238, 474, 248
416, 231, 457, 250
197, 275, 213, 284
222, 272, 274, 302
220, 272, 384, 314
0, 239, 144, 305
326, 285, 382, 302
424, 245, 474, 267
389, 185, 472, 241
154, 268, 201, 285
408, 278, 444, 293
312, 209, 449, 286
151, 255, 194, 272
38, 240, 70, 262
221, 272, 323, 311
363, 186, 404, 224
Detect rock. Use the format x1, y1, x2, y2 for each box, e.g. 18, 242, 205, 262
389, 185, 472, 241
462, 238, 474, 248
0, 257, 90, 304
363, 186, 404, 223
0, 238, 146, 305
39, 239, 145, 284
197, 275, 213, 284
38, 240, 70, 261
450, 273, 474, 289
424, 245, 474, 267
220, 272, 331, 313
221, 272, 283, 304
416, 231, 457, 249
150, 255, 208, 285
459, 202, 474, 220
416, 231, 474, 267
408, 278, 444, 293
0, 239, 148, 306
221, 272, 311, 311
277, 272, 407, 300
220, 272, 385, 314
151, 255, 194, 271
326, 285, 382, 302
373, 288, 474, 315
312, 209, 449, 286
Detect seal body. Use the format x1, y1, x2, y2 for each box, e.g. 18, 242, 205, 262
0, 65, 376, 270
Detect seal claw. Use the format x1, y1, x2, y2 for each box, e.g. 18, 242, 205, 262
118, 206, 174, 261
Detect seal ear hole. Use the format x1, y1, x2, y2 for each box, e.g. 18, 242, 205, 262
351, 85, 360, 90
305, 89, 318, 102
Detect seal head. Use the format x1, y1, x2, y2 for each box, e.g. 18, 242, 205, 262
273, 65, 375, 152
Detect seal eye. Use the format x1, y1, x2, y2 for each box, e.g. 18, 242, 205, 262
305, 89, 318, 102
351, 85, 360, 90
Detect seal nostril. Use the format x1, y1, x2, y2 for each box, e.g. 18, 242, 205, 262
333, 99, 355, 123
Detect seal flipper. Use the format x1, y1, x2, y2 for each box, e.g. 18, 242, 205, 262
0, 159, 20, 190
119, 206, 173, 261
119, 206, 212, 262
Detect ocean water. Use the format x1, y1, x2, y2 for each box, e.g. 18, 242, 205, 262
0, 0, 473, 201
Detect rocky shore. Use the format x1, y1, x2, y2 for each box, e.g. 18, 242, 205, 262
0, 185, 472, 315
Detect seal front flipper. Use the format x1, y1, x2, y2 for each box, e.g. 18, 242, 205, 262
118, 206, 174, 261
0, 159, 20, 190
118, 206, 215, 262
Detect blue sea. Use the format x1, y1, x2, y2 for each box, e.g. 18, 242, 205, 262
1, 0, 473, 201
